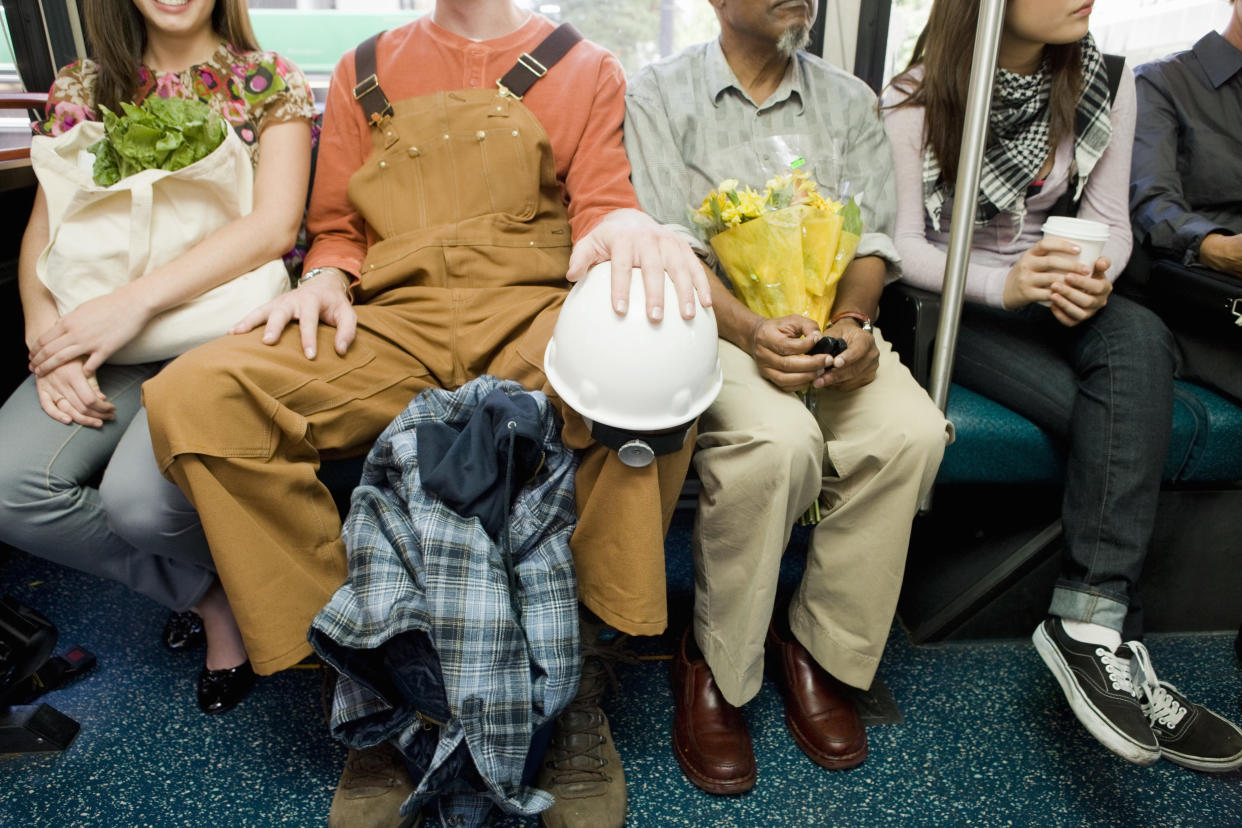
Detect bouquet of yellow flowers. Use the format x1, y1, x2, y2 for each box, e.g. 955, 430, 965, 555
692, 170, 863, 330
694, 170, 863, 525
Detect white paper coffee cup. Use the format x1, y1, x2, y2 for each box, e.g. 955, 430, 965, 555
1038, 217, 1110, 306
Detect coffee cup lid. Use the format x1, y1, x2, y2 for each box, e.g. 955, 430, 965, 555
1041, 216, 1110, 241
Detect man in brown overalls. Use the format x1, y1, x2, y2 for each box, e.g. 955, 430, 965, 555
142, 3, 711, 826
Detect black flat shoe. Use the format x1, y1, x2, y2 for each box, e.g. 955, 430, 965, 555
197, 660, 256, 715
163, 611, 206, 652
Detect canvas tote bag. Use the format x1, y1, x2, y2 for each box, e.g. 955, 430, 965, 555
30, 123, 290, 365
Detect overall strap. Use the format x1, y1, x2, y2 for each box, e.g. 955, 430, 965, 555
353, 32, 393, 125
496, 23, 583, 100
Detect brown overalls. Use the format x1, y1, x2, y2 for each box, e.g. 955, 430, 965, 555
144, 31, 692, 674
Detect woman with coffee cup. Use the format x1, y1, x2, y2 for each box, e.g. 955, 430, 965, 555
883, 0, 1242, 772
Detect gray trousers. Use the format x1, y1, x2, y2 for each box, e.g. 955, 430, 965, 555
0, 364, 214, 611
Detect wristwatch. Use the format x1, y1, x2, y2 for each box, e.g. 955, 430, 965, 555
829, 311, 873, 333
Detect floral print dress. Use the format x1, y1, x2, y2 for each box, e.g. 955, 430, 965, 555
35, 42, 318, 271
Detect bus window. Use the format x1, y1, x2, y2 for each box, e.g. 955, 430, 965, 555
882, 0, 1223, 90
246, 0, 720, 82
1, 6, 19, 92
0, 6, 28, 164
247, 2, 424, 103
1091, 0, 1232, 64
884, 0, 932, 87
530, 0, 719, 76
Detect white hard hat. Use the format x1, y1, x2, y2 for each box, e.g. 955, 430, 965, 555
544, 261, 722, 466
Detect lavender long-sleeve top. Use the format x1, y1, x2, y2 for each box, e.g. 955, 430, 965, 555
881, 65, 1137, 309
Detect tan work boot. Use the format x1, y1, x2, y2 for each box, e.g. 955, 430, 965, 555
328, 742, 421, 828
536, 614, 633, 828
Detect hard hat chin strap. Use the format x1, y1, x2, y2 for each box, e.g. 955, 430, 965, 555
588, 421, 692, 468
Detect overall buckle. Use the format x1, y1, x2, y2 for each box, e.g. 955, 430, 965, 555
516, 52, 548, 79
353, 73, 393, 122
496, 79, 522, 101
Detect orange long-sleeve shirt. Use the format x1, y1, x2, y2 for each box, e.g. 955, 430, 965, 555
304, 13, 639, 278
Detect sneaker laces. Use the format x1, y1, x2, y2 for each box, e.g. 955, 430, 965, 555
1096, 646, 1136, 695
542, 632, 639, 785
1125, 641, 1189, 729
1142, 682, 1189, 729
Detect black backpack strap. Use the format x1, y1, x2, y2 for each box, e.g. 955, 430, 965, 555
496, 23, 583, 100
353, 32, 393, 125
1049, 53, 1127, 218
1103, 53, 1126, 106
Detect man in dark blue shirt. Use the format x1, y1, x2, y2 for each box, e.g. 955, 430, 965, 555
1131, 1, 1242, 273
1130, 0, 1242, 402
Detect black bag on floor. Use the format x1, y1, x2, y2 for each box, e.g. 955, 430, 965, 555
0, 597, 56, 699
0, 596, 80, 753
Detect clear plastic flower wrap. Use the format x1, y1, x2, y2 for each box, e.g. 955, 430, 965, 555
692, 170, 863, 330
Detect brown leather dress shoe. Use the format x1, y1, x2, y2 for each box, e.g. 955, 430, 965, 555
766, 623, 868, 769
670, 628, 756, 795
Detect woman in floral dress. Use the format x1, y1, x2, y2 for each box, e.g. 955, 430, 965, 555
0, 0, 313, 715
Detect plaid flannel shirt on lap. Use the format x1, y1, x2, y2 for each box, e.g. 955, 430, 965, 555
310, 376, 580, 827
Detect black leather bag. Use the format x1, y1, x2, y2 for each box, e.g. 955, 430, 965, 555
1118, 246, 1241, 402
1149, 259, 1242, 335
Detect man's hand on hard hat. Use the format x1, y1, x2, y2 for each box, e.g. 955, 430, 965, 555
566, 208, 713, 322
231, 265, 357, 360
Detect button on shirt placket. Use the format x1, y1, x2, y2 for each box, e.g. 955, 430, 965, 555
751, 111, 772, 169
466, 46, 486, 89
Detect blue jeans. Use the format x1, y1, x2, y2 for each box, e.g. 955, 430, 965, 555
0, 365, 214, 611
953, 294, 1175, 639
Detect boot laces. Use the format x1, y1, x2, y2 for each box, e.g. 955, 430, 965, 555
342, 744, 401, 791
542, 633, 638, 785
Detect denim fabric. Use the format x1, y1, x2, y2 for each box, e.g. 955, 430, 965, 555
952, 294, 1175, 639
0, 367, 213, 611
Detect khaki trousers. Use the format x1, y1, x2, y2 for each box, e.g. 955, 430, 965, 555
691, 329, 950, 704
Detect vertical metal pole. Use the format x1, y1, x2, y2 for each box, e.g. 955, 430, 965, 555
1, 0, 56, 93
919, 0, 1007, 511
61, 0, 87, 62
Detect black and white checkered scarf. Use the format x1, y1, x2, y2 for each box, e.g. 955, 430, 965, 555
923, 34, 1113, 229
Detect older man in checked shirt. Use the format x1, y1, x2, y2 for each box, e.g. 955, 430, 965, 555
623, 0, 949, 794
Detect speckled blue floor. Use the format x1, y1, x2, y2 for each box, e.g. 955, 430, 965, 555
3, 514, 1240, 827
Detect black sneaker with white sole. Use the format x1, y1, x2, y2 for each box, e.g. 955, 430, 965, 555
1128, 642, 1242, 772
1032, 618, 1160, 766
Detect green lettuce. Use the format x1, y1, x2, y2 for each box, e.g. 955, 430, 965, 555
89, 96, 227, 187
